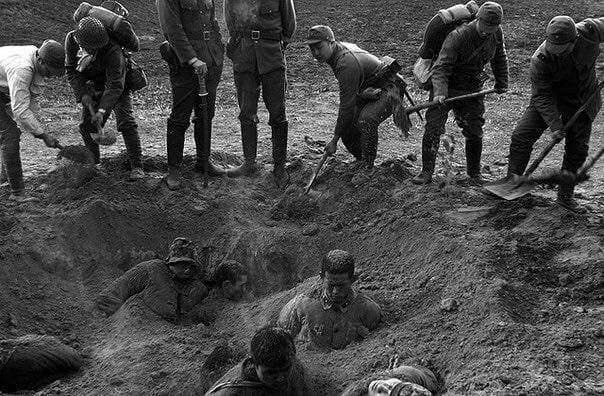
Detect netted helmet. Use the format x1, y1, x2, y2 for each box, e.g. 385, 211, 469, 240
74, 17, 109, 50
167, 237, 197, 264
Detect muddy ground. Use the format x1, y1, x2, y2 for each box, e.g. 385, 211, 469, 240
1, 0, 603, 395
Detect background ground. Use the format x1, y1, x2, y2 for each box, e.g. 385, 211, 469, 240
0, 0, 603, 395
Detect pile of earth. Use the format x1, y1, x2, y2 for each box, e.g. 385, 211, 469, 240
1, 151, 602, 395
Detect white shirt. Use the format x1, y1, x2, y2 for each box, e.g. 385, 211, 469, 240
0, 45, 45, 136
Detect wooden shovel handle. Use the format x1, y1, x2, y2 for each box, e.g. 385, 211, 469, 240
524, 81, 604, 176
405, 88, 497, 113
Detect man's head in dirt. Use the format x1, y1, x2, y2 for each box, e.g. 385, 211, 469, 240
74, 17, 109, 53
320, 249, 357, 306
212, 260, 249, 301
306, 25, 336, 63
545, 16, 577, 57
166, 237, 199, 282
250, 326, 296, 391
475, 1, 503, 38
36, 39, 65, 78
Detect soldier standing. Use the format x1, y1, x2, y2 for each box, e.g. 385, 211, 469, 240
506, 16, 604, 213
412, 1, 508, 185
156, 0, 226, 190
223, 0, 296, 187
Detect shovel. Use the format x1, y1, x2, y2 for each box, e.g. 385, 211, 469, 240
484, 81, 604, 200
194, 71, 210, 188
405, 88, 497, 115
304, 151, 329, 194
528, 146, 604, 186
56, 142, 96, 164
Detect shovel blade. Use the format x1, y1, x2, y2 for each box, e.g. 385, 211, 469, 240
484, 177, 537, 200
58, 145, 96, 164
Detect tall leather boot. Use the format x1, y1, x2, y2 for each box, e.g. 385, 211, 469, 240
412, 133, 439, 184
122, 128, 144, 180
227, 123, 258, 177
193, 121, 225, 176
165, 126, 185, 190
557, 181, 586, 214
465, 138, 483, 184
165, 166, 181, 190
271, 121, 290, 187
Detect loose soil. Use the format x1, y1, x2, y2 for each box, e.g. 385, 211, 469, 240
1, 1, 603, 395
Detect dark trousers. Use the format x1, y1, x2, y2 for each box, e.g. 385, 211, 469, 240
508, 104, 592, 175
79, 89, 142, 167
341, 84, 397, 162
167, 64, 221, 167
0, 93, 23, 194
421, 88, 485, 174
234, 67, 287, 127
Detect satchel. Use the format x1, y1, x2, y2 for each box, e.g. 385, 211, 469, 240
125, 55, 147, 91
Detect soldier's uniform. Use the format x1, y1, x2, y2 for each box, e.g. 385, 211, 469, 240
326, 41, 407, 167
277, 282, 381, 349
65, 25, 142, 168
507, 17, 604, 209
223, 0, 296, 185
96, 258, 209, 323
416, 3, 508, 182
205, 356, 308, 396
156, 0, 225, 180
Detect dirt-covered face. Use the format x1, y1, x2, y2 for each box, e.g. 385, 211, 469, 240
475, 20, 499, 38
222, 274, 248, 301
309, 41, 334, 63
168, 261, 196, 281
254, 362, 292, 390
323, 272, 354, 305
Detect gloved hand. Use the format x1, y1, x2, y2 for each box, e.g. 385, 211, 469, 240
81, 94, 95, 108
433, 95, 446, 104
38, 133, 60, 148
325, 137, 338, 156
91, 110, 105, 126
495, 86, 508, 94
190, 58, 208, 76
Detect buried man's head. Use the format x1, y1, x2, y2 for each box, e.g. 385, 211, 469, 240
211, 260, 249, 300
166, 237, 199, 281
250, 326, 296, 390
320, 249, 356, 305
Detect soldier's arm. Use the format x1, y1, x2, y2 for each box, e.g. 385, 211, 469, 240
490, 28, 509, 91
156, 0, 197, 64
277, 295, 304, 337
333, 61, 362, 140
280, 0, 297, 43
430, 31, 459, 98
577, 17, 604, 42
6, 68, 44, 137
529, 53, 564, 132
360, 295, 382, 330
64, 31, 89, 103
96, 262, 151, 315
98, 47, 127, 112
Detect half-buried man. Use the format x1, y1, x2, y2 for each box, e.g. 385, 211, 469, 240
277, 249, 381, 349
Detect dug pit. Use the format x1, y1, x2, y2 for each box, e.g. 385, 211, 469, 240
0, 155, 602, 395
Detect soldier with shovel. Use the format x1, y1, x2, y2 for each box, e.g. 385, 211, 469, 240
505, 16, 604, 213
0, 40, 64, 202
412, 1, 509, 185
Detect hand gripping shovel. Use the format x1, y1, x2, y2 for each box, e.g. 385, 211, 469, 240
484, 81, 604, 200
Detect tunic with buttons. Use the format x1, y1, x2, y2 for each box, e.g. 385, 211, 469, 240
223, 0, 296, 74
156, 0, 224, 67
277, 282, 381, 349
96, 259, 209, 323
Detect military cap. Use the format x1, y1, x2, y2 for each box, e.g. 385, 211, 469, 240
38, 40, 65, 70
476, 1, 503, 26
167, 237, 197, 264
545, 16, 577, 54
74, 17, 109, 50
305, 25, 335, 45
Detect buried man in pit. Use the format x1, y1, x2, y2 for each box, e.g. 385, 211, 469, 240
277, 249, 381, 349
306, 25, 410, 171
95, 237, 209, 324
505, 16, 604, 213
206, 326, 309, 395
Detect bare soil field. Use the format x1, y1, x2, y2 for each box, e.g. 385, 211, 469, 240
0, 0, 603, 395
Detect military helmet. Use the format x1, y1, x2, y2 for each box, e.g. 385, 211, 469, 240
167, 237, 197, 264
74, 17, 109, 50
